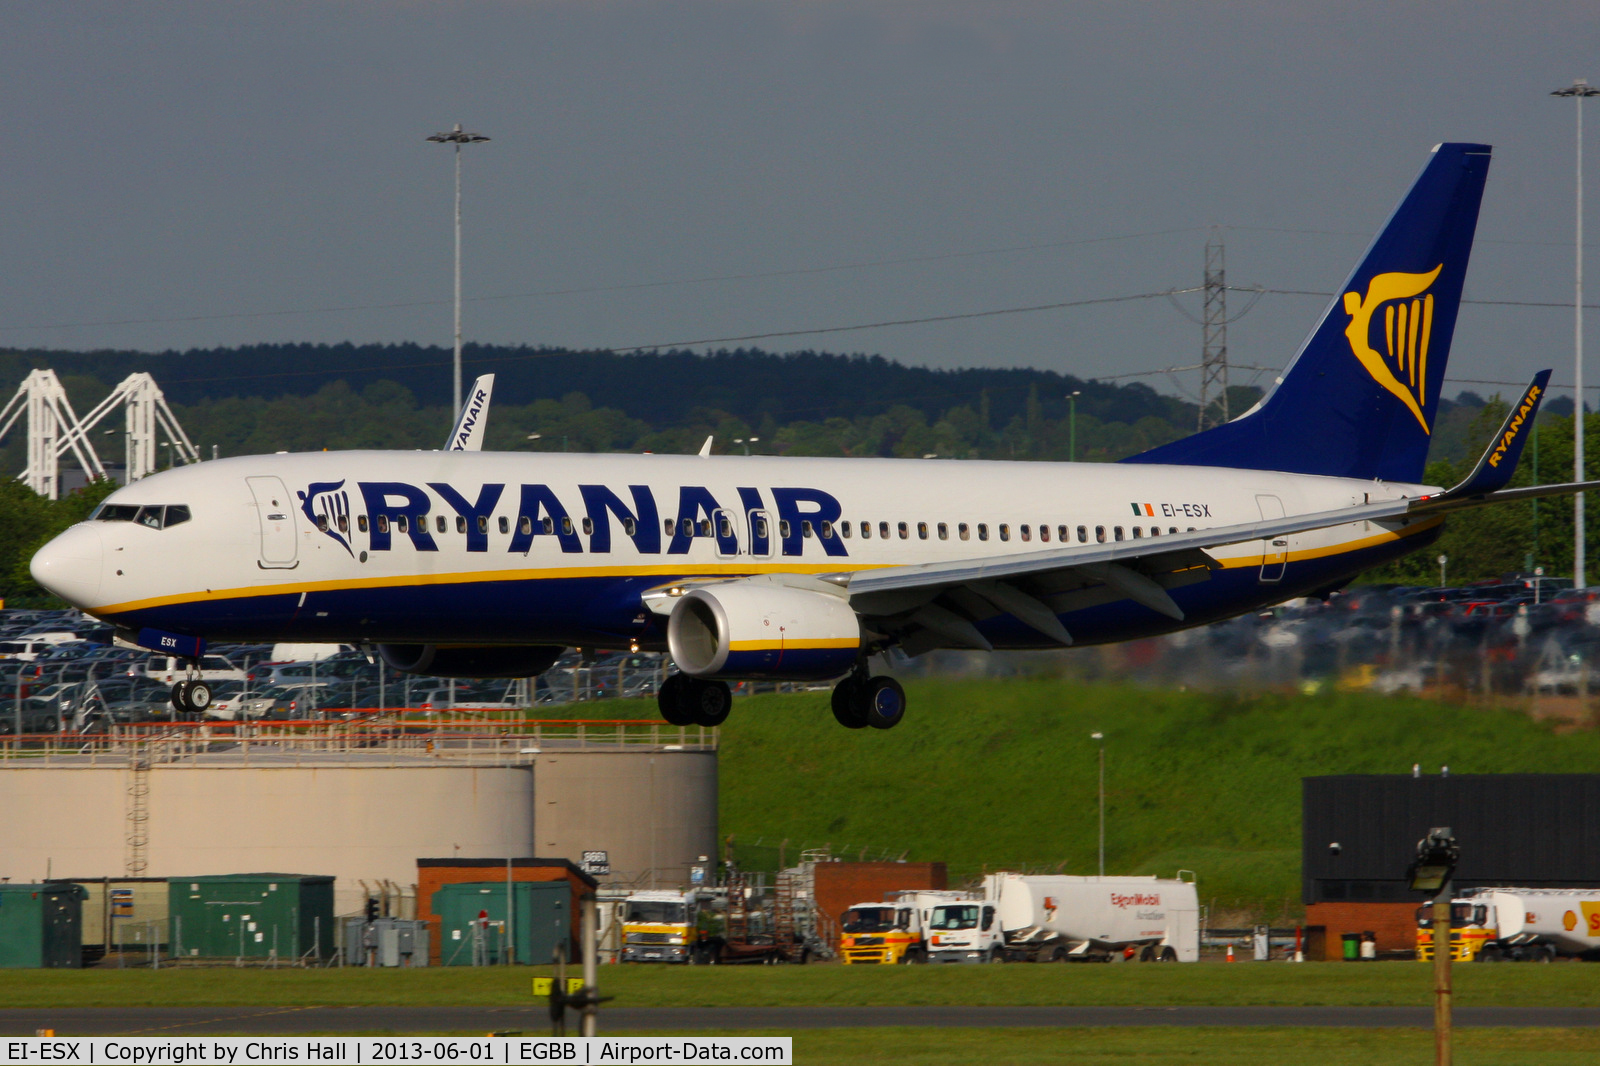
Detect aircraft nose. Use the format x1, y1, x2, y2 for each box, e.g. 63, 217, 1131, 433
30, 523, 103, 608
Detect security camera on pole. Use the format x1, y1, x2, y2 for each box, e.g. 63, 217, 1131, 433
1408, 827, 1461, 1066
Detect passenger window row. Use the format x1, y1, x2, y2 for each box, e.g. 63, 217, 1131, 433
323, 510, 1202, 546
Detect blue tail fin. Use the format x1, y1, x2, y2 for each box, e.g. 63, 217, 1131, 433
1124, 142, 1492, 483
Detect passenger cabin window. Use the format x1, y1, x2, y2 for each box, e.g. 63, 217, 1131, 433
897, 521, 908, 539
821, 520, 834, 539
1094, 525, 1105, 543
316, 515, 329, 532
860, 521, 871, 539
498, 516, 509, 534
437, 515, 448, 533
803, 521, 814, 538
779, 520, 792, 538
916, 521, 928, 540
938, 522, 949, 540
336, 515, 348, 534
978, 523, 989, 541
396, 515, 408, 534
699, 519, 713, 537
879, 521, 890, 539
1020, 524, 1031, 542
959, 522, 970, 541
999, 523, 1010, 542
1077, 525, 1087, 543
664, 518, 675, 536
842, 521, 852, 538
1039, 525, 1049, 542
542, 517, 555, 534
1114, 526, 1124, 541
480, 516, 492, 534
1059, 525, 1069, 542
722, 515, 737, 538
359, 515, 369, 533
520, 517, 533, 535
622, 517, 637, 536
1132, 527, 1142, 538
454, 516, 465, 533
681, 518, 693, 537
1148, 526, 1159, 537
561, 517, 574, 535
754, 516, 768, 539
583, 517, 595, 536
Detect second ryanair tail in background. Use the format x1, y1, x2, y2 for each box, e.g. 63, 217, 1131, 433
1126, 142, 1492, 483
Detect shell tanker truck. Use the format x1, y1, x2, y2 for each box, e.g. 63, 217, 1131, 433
926, 873, 1200, 963
1417, 888, 1600, 962
838, 891, 969, 964
621, 890, 701, 963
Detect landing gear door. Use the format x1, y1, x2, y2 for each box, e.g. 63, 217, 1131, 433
247, 475, 299, 569
1255, 494, 1287, 583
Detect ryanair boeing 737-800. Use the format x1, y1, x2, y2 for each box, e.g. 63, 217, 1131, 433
28, 143, 1591, 731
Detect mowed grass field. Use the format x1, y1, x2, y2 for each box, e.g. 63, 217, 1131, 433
713, 678, 1600, 905
3, 961, 1597, 1008
731, 1029, 1600, 1066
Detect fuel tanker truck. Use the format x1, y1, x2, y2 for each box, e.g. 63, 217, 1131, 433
1416, 888, 1600, 962
925, 872, 1200, 963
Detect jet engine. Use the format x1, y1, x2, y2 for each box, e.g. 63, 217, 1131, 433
377, 644, 564, 678
666, 582, 861, 681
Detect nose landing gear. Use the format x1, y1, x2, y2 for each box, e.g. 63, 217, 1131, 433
169, 662, 212, 719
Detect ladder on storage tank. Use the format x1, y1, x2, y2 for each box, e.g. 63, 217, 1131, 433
125, 745, 150, 876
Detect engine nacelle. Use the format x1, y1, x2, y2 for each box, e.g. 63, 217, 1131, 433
666, 582, 861, 681
377, 644, 564, 678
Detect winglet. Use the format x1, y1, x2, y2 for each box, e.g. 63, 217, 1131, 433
698, 436, 714, 457
1435, 370, 1550, 500
446, 374, 495, 451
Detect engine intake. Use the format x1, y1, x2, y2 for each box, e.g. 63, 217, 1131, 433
377, 644, 564, 678
666, 582, 860, 681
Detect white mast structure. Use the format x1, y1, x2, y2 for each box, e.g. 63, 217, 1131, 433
0, 370, 201, 498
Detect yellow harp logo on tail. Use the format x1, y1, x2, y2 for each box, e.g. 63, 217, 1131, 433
1342, 265, 1443, 434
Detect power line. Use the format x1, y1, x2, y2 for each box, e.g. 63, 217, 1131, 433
0, 227, 1203, 335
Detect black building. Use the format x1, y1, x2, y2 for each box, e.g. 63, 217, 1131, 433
1303, 774, 1600, 904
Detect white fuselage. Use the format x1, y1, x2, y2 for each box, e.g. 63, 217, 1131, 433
30, 450, 1441, 650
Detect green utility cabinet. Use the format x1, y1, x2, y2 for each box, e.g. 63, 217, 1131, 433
168, 875, 334, 960
0, 883, 85, 968
432, 881, 569, 966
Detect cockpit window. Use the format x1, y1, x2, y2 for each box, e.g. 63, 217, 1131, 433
95, 503, 190, 529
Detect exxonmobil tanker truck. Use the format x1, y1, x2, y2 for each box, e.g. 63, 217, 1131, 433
1417, 888, 1600, 962
925, 872, 1200, 963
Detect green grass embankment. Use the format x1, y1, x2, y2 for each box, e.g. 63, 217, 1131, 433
714, 679, 1600, 910
2, 962, 1597, 1008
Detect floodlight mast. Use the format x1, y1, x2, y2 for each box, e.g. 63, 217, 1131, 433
426, 123, 491, 417
1552, 80, 1599, 590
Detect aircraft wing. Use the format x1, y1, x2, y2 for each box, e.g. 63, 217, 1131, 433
829, 478, 1600, 652
827, 369, 1581, 651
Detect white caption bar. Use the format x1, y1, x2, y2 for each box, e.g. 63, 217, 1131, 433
1, 1038, 792, 1066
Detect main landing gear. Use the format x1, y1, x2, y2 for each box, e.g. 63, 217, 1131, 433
831, 670, 906, 730
658, 673, 733, 727
170, 663, 212, 720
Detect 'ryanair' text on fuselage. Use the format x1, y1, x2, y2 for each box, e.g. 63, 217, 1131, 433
299, 480, 849, 557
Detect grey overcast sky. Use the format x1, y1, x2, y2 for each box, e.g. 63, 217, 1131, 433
2, 1, 1598, 403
